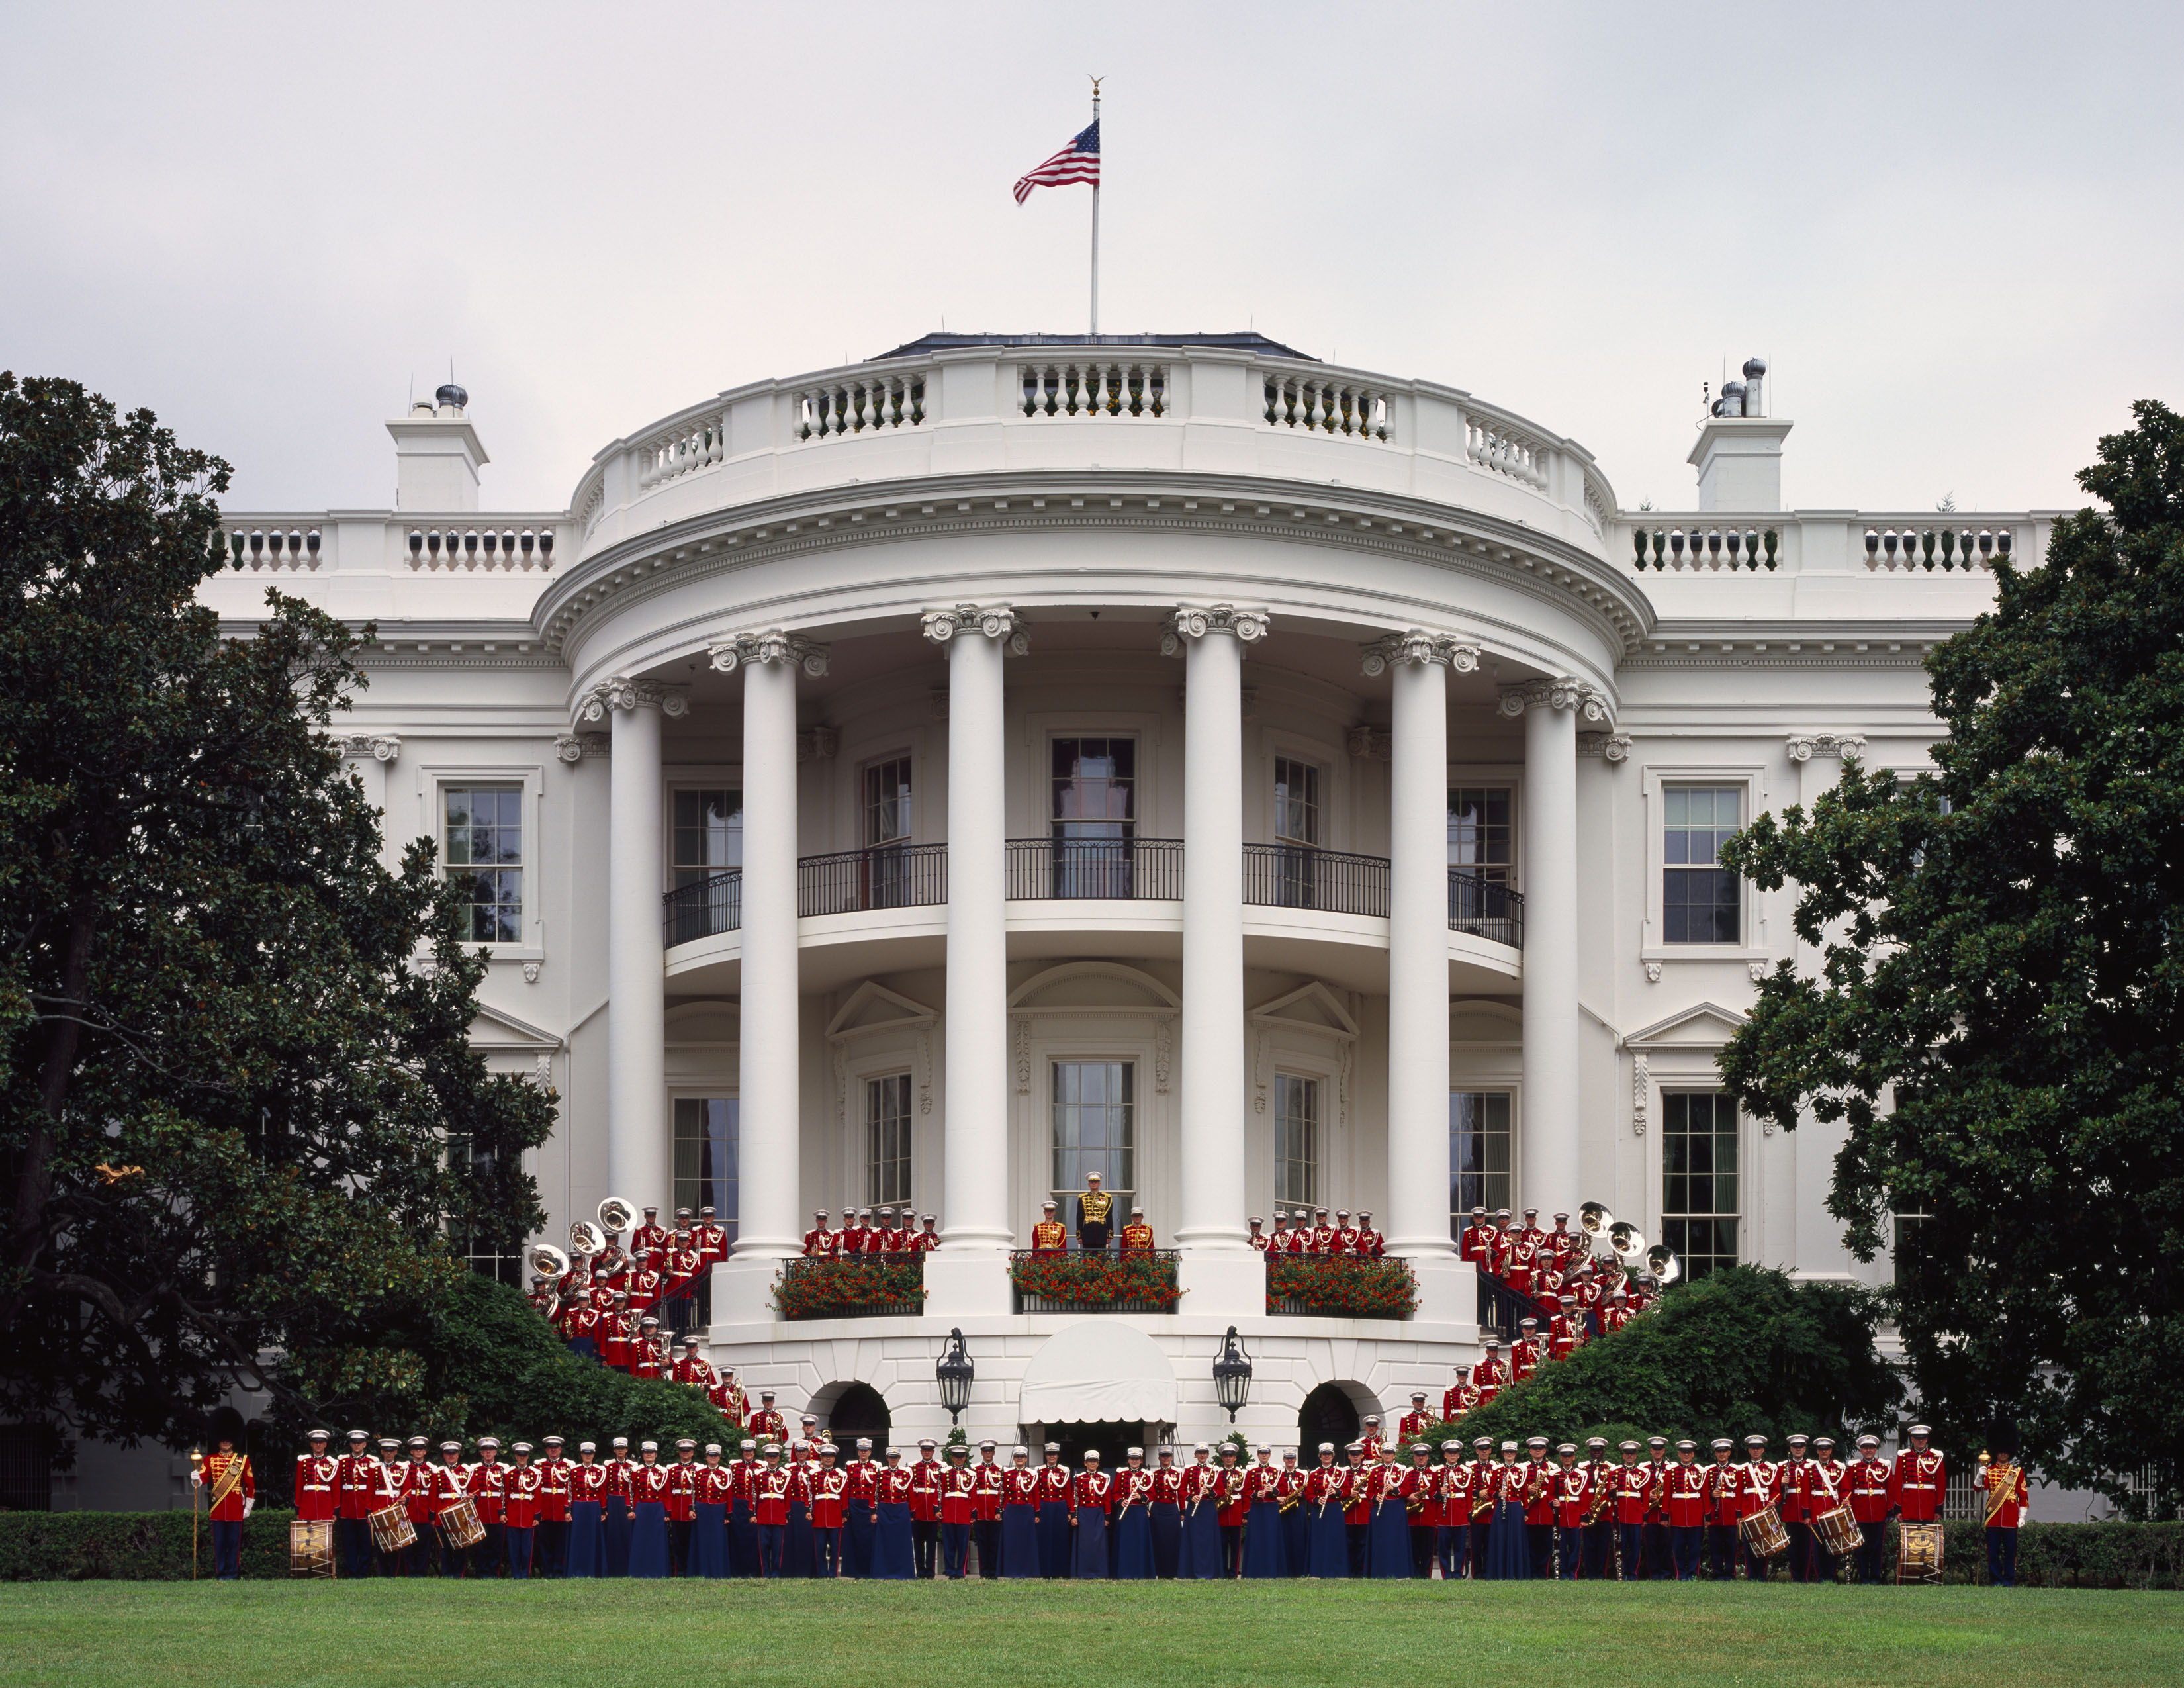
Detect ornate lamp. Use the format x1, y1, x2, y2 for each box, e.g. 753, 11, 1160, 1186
1212, 1325, 1253, 1421
936, 1327, 974, 1425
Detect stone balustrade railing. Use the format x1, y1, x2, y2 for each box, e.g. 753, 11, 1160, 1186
213, 514, 572, 575
1614, 511, 2058, 579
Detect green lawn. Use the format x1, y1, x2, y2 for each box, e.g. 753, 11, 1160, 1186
3, 1581, 2181, 1687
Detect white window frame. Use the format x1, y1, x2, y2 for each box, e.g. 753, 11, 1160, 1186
1639, 763, 1768, 962
1263, 733, 1347, 851
419, 763, 546, 959
1271, 1069, 1324, 1211
1447, 763, 1524, 894
864, 1069, 916, 1209
1655, 1087, 1745, 1278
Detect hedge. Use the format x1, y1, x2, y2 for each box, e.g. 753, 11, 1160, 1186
2, 1509, 2178, 1584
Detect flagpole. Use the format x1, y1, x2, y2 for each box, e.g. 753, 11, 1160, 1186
1089, 79, 1101, 338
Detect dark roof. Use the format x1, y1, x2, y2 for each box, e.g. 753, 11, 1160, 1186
870, 330, 1314, 363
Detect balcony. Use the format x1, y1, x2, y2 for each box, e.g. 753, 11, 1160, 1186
1242, 843, 1388, 917
798, 843, 948, 916
1004, 837, 1185, 902
664, 870, 741, 945
774, 1253, 927, 1321
1450, 870, 1524, 949
1008, 1248, 1182, 1314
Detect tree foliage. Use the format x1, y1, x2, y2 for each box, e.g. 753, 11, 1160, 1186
0, 373, 554, 1452
1447, 1267, 1899, 1452
1718, 400, 2184, 1517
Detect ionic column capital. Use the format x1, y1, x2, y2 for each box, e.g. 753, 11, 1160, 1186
553, 731, 609, 763
338, 733, 402, 763
706, 630, 831, 677
1497, 676, 1612, 724
1577, 731, 1634, 763
1786, 731, 1868, 763
1358, 630, 1480, 677
921, 603, 1030, 655
576, 677, 690, 724
1160, 603, 1269, 655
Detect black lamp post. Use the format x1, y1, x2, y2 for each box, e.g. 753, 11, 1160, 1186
936, 1327, 974, 1425
1212, 1325, 1253, 1422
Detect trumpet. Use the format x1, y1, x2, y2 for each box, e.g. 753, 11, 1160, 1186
528, 1241, 571, 1280
598, 1196, 637, 1235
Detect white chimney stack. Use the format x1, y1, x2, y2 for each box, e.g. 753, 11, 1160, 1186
387, 382, 489, 511
1688, 356, 1788, 512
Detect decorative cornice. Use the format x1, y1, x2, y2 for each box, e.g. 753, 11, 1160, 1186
1357, 630, 1481, 677
1577, 731, 1634, 763
1345, 726, 1392, 762
339, 733, 401, 763
1159, 603, 1269, 655
575, 677, 691, 723
1786, 731, 1868, 762
1497, 677, 1613, 724
797, 727, 840, 763
553, 732, 609, 763
705, 630, 831, 677
919, 602, 1030, 655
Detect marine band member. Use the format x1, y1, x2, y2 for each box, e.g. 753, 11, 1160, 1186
1075, 1171, 1115, 1252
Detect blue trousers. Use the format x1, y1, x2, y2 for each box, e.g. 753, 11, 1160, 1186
337, 1518, 374, 1578
1583, 1521, 1613, 1579
942, 1520, 971, 1579
1987, 1526, 2017, 1587
1618, 1523, 1645, 1579
1437, 1523, 1469, 1578
1557, 1524, 1583, 1579
1645, 1520, 1674, 1579
1672, 1524, 1703, 1580
505, 1526, 533, 1579
211, 1519, 242, 1580
757, 1523, 785, 1577
815, 1526, 842, 1577
1707, 1523, 1737, 1579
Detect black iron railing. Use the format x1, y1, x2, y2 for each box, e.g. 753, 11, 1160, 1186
1005, 837, 1184, 901
1242, 843, 1390, 917
1449, 870, 1525, 949
798, 843, 948, 917
1475, 1272, 1540, 1341
664, 870, 742, 945
776, 1253, 926, 1320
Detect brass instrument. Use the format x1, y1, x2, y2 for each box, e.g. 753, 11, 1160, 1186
1610, 1222, 1649, 1269
1578, 1203, 1615, 1260
597, 1196, 637, 1235
1647, 1244, 1682, 1287
567, 1219, 604, 1259
529, 1241, 571, 1280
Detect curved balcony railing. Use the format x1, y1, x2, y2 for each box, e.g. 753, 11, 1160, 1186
1450, 870, 1524, 949
1005, 837, 1185, 902
1241, 843, 1389, 917
798, 843, 948, 917
664, 870, 741, 945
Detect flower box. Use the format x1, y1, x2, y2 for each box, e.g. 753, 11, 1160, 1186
1266, 1254, 1418, 1319
772, 1254, 926, 1320
1008, 1249, 1182, 1313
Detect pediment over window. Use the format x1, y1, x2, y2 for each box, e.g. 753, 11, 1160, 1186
1008, 961, 1179, 1013
826, 981, 938, 1039
1248, 981, 1357, 1041
1623, 1001, 1749, 1052
467, 1002, 562, 1052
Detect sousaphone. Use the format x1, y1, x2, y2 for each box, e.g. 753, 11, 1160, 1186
1646, 1244, 1682, 1288
528, 1241, 572, 1281
597, 1196, 637, 1236
567, 1220, 604, 1259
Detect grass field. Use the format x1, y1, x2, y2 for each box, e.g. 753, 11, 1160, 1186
3, 1581, 2181, 1687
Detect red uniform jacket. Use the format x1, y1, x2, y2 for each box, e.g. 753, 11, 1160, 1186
1518, 1462, 1554, 1526
395, 1457, 435, 1524
938, 1464, 978, 1526
1149, 1466, 1185, 1507
1889, 1449, 1946, 1522
1214, 1466, 1250, 1528
1662, 1461, 1708, 1527
1438, 1462, 1475, 1526
808, 1468, 850, 1530
503, 1467, 542, 1530
1510, 1339, 1543, 1383
1398, 1466, 1439, 1525
1550, 1466, 1592, 1528
844, 1458, 882, 1507
803, 1227, 838, 1258
429, 1462, 471, 1517
1804, 1458, 1848, 1518
1702, 1461, 1741, 1526
1003, 1467, 1041, 1509
752, 1466, 793, 1527
1069, 1470, 1114, 1517
293, 1453, 340, 1521
336, 1453, 384, 1520
877, 1466, 915, 1506
1304, 1465, 1349, 1513
1776, 1457, 1812, 1523
696, 1464, 735, 1507
973, 1460, 1006, 1521
570, 1461, 609, 1505
1611, 1463, 1654, 1525
1976, 1460, 2028, 1529
665, 1459, 698, 1522
629, 1463, 672, 1509
471, 1458, 506, 1524
1036, 1462, 1073, 1507
1396, 1411, 1433, 1442
1443, 1382, 1480, 1421
1847, 1456, 1891, 1523
537, 1456, 572, 1523
909, 1456, 943, 1522
200, 1452, 254, 1523
1737, 1461, 1777, 1522
696, 1222, 729, 1264
1114, 1468, 1154, 1519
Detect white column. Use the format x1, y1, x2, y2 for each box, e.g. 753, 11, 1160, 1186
581, 679, 685, 1213
919, 606, 1022, 1317
1500, 677, 1601, 1221
1165, 604, 1266, 1315
705, 632, 828, 1284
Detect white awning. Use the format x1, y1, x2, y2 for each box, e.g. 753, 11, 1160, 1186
1018, 1319, 1179, 1426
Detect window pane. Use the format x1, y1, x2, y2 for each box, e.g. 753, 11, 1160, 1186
445, 784, 522, 943
1449, 1090, 1513, 1231
674, 1097, 740, 1248
1051, 739, 1136, 833
864, 758, 913, 847
1661, 1091, 1738, 1278
866, 1073, 913, 1209
1448, 788, 1513, 885
1274, 1074, 1320, 1207
1050, 1060, 1134, 1204
1273, 759, 1321, 847
673, 789, 743, 891
1664, 785, 1741, 944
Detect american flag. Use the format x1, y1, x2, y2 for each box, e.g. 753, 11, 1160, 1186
1013, 119, 1100, 205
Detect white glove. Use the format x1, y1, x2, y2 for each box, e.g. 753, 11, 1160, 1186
190, 1470, 205, 1488
242, 1499, 254, 1518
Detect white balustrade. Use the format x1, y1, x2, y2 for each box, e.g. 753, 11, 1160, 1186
1621, 516, 2029, 575
217, 526, 321, 570
1019, 361, 1167, 418
636, 412, 728, 490
1862, 524, 2011, 573
402, 526, 557, 571
792, 374, 926, 440
1628, 524, 1783, 572
1262, 373, 1392, 442
1464, 416, 1547, 488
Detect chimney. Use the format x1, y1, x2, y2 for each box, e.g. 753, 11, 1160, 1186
1688, 356, 1788, 512
387, 382, 490, 511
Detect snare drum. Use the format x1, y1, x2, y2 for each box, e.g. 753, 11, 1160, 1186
1896, 1519, 1945, 1584
440, 1497, 486, 1550
1737, 1501, 1790, 1560
1813, 1503, 1862, 1558
368, 1503, 416, 1555
289, 1517, 338, 1579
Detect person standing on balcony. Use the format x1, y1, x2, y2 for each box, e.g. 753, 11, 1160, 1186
1356, 1213, 1385, 1259
1247, 1217, 1269, 1252
1032, 1201, 1068, 1253
914, 1214, 940, 1252
1119, 1207, 1156, 1256
1075, 1170, 1115, 1252
696, 1205, 728, 1268
803, 1211, 836, 1257
1308, 1208, 1338, 1254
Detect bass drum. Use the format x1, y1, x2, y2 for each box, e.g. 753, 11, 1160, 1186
1897, 1519, 1945, 1584
1737, 1501, 1790, 1560
289, 1517, 337, 1579
368, 1503, 416, 1555
1813, 1503, 1862, 1558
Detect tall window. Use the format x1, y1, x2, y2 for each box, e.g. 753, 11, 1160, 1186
1448, 1091, 1512, 1231
1447, 787, 1512, 884
445, 785, 523, 943
1273, 1073, 1320, 1209
867, 1073, 913, 1209
864, 757, 913, 846
674, 1098, 740, 1248
1661, 1090, 1738, 1278
1051, 1060, 1134, 1209
1050, 739, 1136, 896
1273, 759, 1322, 846
1893, 1211, 1933, 1291
1663, 786, 1741, 943
673, 789, 743, 889
445, 1131, 521, 1287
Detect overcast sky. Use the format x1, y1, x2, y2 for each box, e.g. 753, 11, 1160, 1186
6, 2, 2178, 517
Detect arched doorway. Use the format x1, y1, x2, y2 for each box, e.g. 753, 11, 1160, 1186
1299, 1382, 1361, 1456
824, 1383, 892, 1453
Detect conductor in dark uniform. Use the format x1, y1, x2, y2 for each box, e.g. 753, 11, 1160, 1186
1075, 1170, 1115, 1252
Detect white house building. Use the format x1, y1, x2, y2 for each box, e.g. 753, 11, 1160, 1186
198, 331, 2048, 1459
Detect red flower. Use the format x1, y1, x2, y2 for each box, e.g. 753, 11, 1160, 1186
1265, 1255, 1417, 1318
772, 1256, 928, 1320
